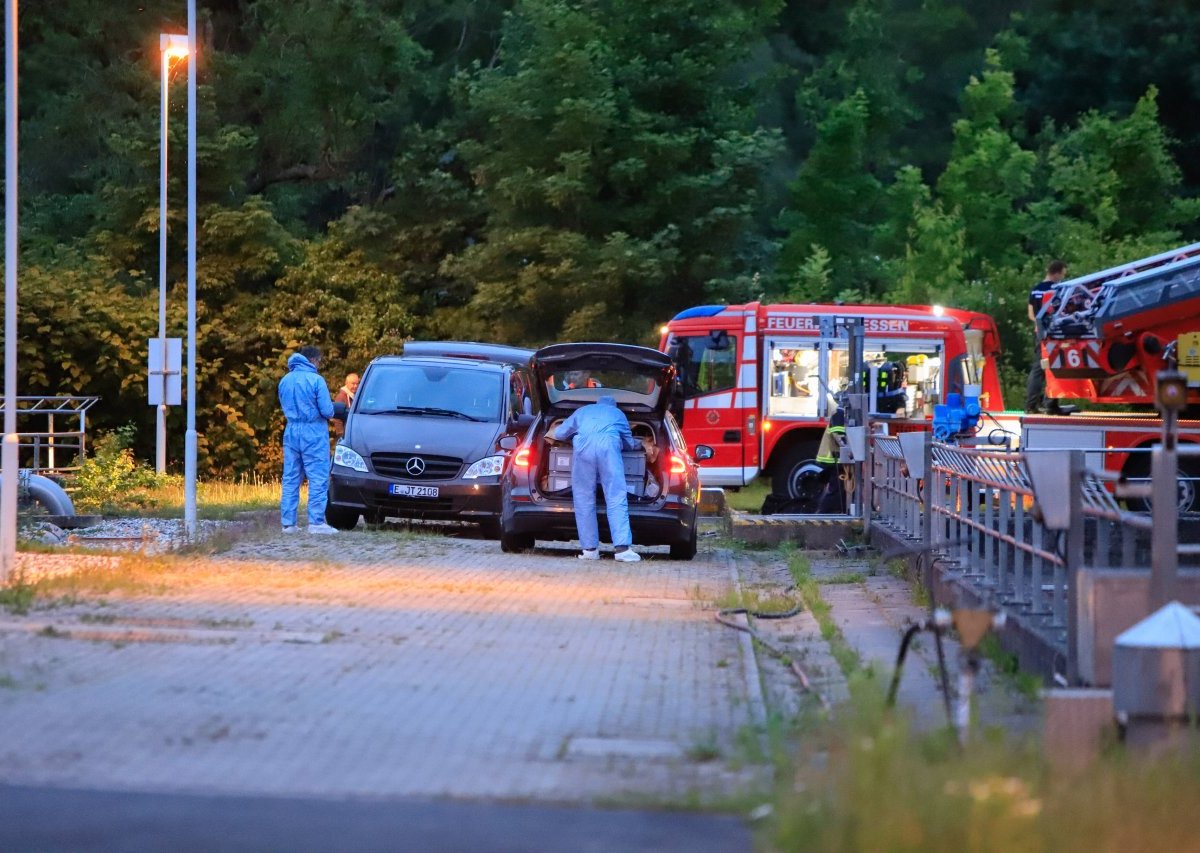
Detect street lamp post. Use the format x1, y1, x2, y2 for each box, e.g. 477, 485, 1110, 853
158, 34, 188, 476
2, 0, 19, 583
184, 1, 198, 538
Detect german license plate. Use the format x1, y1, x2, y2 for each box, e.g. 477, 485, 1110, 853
389, 484, 439, 498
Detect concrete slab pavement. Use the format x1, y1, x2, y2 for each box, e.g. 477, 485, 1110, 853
0, 530, 769, 808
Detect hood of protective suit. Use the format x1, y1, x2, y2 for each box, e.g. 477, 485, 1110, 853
287, 353, 319, 373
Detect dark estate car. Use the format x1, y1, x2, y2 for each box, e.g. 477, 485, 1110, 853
498, 342, 713, 560
327, 342, 537, 532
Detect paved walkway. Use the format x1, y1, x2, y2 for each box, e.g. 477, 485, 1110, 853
0, 530, 764, 805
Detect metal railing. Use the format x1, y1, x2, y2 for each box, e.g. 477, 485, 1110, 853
0, 396, 100, 475
869, 431, 1157, 680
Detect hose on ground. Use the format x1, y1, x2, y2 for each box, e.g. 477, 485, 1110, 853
716, 593, 830, 711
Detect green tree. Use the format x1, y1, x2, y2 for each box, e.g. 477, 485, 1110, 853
935, 51, 1035, 276
778, 90, 884, 299
445, 0, 782, 343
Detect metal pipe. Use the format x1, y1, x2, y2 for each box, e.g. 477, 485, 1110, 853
184, 1, 198, 539
1, 0, 20, 583
157, 37, 169, 475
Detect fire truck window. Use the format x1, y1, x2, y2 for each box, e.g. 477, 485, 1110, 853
860, 345, 943, 417
767, 346, 820, 418
669, 335, 737, 398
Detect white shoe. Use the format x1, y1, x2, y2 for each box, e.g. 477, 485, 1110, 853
578, 549, 600, 560
282, 525, 302, 534
307, 523, 339, 535
614, 549, 641, 562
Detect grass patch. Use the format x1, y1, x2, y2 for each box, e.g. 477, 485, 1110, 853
822, 571, 866, 585
0, 577, 36, 614
978, 634, 1043, 702
786, 549, 860, 676
768, 676, 1200, 851
75, 472, 281, 520
714, 586, 802, 617
685, 731, 723, 762
78, 612, 118, 625
1, 554, 185, 614
197, 617, 255, 630
723, 480, 772, 513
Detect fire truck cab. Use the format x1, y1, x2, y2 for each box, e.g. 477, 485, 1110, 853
660, 302, 1004, 506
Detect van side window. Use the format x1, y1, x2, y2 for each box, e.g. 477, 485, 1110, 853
510, 371, 538, 418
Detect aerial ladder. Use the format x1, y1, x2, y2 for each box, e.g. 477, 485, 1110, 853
1037, 242, 1200, 405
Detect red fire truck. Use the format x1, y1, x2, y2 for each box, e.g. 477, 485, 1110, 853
1029, 243, 1200, 511
659, 302, 1005, 506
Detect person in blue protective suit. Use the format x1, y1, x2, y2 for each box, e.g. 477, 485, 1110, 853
551, 395, 642, 562
278, 345, 338, 534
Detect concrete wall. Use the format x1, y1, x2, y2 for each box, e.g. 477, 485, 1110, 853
1076, 569, 1200, 686
870, 524, 1200, 686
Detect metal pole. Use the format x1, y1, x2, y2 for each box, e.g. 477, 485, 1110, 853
1066, 449, 1084, 684
157, 38, 169, 475
1, 0, 20, 583
183, 2, 198, 538
1150, 408, 1179, 609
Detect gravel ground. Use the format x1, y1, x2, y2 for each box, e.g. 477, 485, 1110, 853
16, 516, 245, 573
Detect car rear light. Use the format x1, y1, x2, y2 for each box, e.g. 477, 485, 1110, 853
515, 447, 532, 468
669, 453, 687, 475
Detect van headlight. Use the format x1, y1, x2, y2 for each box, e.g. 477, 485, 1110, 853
333, 444, 368, 473
463, 455, 505, 479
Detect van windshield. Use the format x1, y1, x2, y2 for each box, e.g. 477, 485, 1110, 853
357, 364, 503, 422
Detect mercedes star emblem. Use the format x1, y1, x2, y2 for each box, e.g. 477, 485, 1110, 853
406, 457, 426, 476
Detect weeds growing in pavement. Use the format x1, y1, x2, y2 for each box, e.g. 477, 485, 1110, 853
977, 634, 1043, 702
713, 585, 801, 616
685, 730, 722, 762
821, 570, 866, 585
0, 576, 36, 614
786, 550, 860, 676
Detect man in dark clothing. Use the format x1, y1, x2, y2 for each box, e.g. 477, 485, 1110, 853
815, 405, 848, 514
1025, 260, 1067, 413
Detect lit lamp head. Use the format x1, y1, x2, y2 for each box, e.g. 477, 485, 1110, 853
161, 33, 189, 63
1156, 370, 1188, 415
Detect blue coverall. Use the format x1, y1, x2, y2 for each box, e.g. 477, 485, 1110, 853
554, 396, 640, 550
278, 353, 335, 527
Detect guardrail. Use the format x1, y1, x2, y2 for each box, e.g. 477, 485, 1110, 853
0, 396, 100, 475
869, 431, 1158, 681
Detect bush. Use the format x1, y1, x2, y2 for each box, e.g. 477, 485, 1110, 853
72, 424, 172, 511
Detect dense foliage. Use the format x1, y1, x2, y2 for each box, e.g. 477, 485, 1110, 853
5, 0, 1199, 473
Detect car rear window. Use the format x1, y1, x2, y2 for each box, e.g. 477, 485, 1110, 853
545, 368, 661, 407
358, 364, 504, 422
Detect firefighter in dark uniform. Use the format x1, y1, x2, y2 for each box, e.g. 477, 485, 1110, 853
815, 403, 848, 513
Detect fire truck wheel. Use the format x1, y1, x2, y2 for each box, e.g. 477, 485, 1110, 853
772, 442, 824, 511
1177, 459, 1200, 515
1122, 455, 1200, 515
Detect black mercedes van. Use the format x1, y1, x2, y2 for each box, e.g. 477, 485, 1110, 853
327, 342, 536, 535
